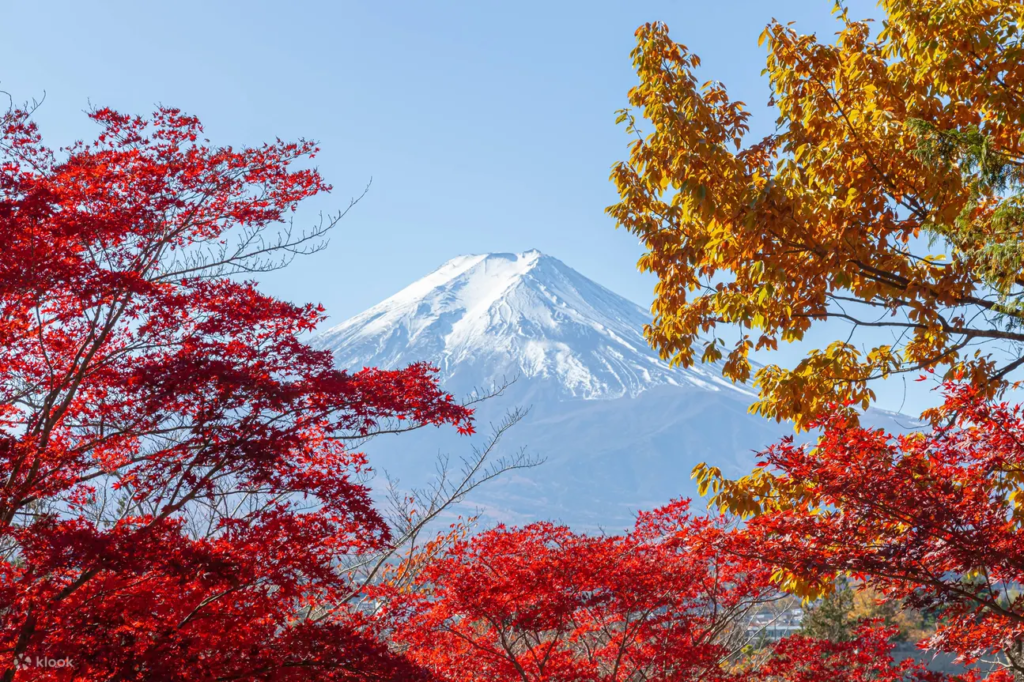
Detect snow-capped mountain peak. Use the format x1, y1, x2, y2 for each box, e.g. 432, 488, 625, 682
315, 251, 749, 400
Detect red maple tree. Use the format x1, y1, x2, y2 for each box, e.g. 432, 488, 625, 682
377, 501, 765, 681
377, 501, 985, 682
696, 383, 1024, 679
0, 104, 474, 680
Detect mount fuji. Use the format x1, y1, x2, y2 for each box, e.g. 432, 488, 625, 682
314, 250, 906, 530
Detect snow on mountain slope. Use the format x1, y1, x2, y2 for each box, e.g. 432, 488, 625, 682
315, 250, 750, 400
313, 251, 913, 530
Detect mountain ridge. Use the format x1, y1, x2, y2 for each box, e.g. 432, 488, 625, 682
316, 250, 752, 401
312, 250, 908, 530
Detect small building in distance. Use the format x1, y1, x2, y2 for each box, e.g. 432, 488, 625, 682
746, 608, 804, 642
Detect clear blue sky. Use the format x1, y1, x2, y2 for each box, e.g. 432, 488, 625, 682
6, 0, 940, 413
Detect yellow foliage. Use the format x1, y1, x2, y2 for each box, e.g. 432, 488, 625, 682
851, 586, 933, 642
609, 1, 1024, 430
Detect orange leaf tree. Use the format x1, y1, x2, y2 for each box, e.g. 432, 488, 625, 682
608, 1, 1024, 430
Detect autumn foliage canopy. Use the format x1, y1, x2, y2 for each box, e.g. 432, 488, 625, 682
376, 501, 983, 682
609, 0, 1024, 429
0, 101, 994, 682
380, 502, 773, 681
0, 104, 473, 680
5, 0, 1024, 679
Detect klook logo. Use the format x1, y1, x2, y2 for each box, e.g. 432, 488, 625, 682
13, 653, 72, 670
